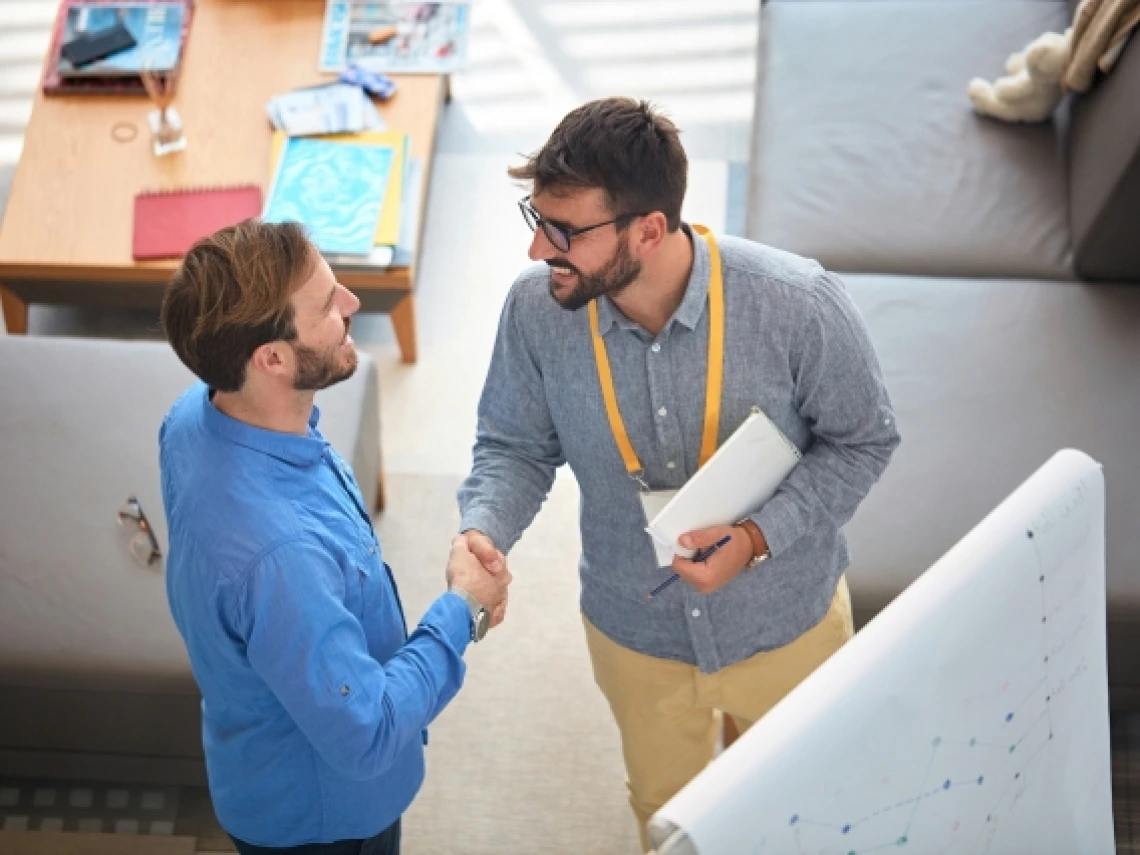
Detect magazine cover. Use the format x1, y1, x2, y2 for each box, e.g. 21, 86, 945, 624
58, 2, 185, 77
320, 1, 470, 74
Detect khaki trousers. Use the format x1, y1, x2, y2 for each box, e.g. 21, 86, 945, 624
583, 577, 853, 852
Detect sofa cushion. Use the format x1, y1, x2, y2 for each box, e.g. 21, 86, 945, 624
838, 274, 1140, 691
0, 336, 379, 691
1069, 30, 1140, 281
749, 1, 1073, 279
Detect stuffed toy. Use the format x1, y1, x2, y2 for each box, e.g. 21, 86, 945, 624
967, 28, 1073, 122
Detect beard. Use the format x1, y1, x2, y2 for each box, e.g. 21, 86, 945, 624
548, 238, 641, 312
292, 320, 358, 391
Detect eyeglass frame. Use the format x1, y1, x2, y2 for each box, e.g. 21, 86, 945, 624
117, 495, 162, 567
518, 195, 649, 253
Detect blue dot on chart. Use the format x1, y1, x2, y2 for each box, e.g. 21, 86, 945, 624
789, 815, 799, 826
943, 780, 951, 790
843, 825, 851, 834
978, 776, 985, 785
897, 835, 908, 846
1006, 713, 1014, 722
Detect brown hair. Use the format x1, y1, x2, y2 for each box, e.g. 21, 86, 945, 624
160, 219, 315, 392
508, 97, 687, 231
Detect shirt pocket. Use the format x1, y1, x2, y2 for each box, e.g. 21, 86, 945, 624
341, 542, 372, 623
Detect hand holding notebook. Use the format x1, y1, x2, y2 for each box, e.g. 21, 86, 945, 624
644, 409, 801, 568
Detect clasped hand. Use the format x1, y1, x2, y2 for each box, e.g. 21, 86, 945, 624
446, 530, 511, 629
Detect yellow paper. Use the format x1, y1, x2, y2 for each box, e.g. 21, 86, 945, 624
270, 130, 408, 247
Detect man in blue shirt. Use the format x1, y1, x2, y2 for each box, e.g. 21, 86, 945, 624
159, 220, 509, 854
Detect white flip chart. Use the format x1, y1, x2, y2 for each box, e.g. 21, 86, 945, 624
650, 449, 1113, 855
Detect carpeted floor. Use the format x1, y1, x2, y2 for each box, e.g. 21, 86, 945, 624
376, 473, 641, 855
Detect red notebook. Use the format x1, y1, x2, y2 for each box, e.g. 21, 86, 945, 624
133, 185, 263, 260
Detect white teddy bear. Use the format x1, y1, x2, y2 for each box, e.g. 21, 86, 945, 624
968, 27, 1074, 122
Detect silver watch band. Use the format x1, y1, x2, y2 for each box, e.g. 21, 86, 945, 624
450, 586, 489, 642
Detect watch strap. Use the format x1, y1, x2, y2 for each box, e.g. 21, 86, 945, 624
450, 587, 488, 642
736, 518, 771, 568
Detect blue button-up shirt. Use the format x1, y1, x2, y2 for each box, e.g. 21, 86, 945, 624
160, 384, 471, 846
460, 229, 900, 673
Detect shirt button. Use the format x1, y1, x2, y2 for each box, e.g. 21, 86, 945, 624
651, 343, 661, 353
691, 609, 701, 618
666, 461, 676, 469
369, 546, 376, 554
340, 685, 351, 696
657, 407, 667, 418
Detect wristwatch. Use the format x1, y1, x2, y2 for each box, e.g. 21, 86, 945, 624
450, 587, 490, 642
736, 519, 771, 569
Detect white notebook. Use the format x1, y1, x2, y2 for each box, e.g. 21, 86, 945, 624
646, 410, 802, 561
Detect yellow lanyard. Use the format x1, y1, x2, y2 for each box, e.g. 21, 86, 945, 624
587, 225, 724, 485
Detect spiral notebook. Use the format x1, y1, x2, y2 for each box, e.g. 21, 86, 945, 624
132, 185, 263, 260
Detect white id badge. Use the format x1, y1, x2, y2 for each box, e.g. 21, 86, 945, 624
640, 489, 679, 568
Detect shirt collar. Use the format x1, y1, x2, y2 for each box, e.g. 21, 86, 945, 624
198, 384, 327, 467
594, 223, 710, 336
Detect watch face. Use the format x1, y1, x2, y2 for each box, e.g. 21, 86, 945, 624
474, 610, 490, 642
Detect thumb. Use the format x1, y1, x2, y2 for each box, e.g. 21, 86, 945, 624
466, 530, 504, 574
680, 527, 729, 551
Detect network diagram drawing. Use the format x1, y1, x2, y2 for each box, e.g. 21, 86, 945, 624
651, 451, 1114, 855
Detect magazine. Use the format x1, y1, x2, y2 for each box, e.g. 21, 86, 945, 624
57, 2, 185, 78
263, 137, 396, 256
319, 1, 470, 74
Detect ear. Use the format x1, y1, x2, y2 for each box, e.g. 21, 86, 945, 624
248, 341, 290, 379
631, 212, 669, 257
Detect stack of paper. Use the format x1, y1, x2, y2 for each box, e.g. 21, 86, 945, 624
267, 130, 412, 268
266, 83, 386, 137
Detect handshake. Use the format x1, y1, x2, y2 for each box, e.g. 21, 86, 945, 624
445, 530, 511, 631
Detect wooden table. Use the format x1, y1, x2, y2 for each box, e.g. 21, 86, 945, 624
0, 0, 445, 363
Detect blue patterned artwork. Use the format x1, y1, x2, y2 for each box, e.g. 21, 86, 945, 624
263, 137, 394, 256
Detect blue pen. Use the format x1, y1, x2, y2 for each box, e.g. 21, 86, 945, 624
647, 534, 733, 598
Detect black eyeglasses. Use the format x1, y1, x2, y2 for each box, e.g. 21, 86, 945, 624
117, 496, 162, 567
518, 195, 647, 253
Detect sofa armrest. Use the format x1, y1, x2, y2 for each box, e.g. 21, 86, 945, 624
1069, 32, 1140, 281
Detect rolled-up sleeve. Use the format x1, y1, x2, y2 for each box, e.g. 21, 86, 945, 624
239, 539, 470, 781
753, 271, 901, 556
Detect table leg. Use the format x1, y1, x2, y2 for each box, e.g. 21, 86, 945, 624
1, 286, 28, 335
390, 293, 417, 364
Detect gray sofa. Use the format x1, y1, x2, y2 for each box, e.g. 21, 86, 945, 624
0, 335, 380, 783
748, 1, 1140, 705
